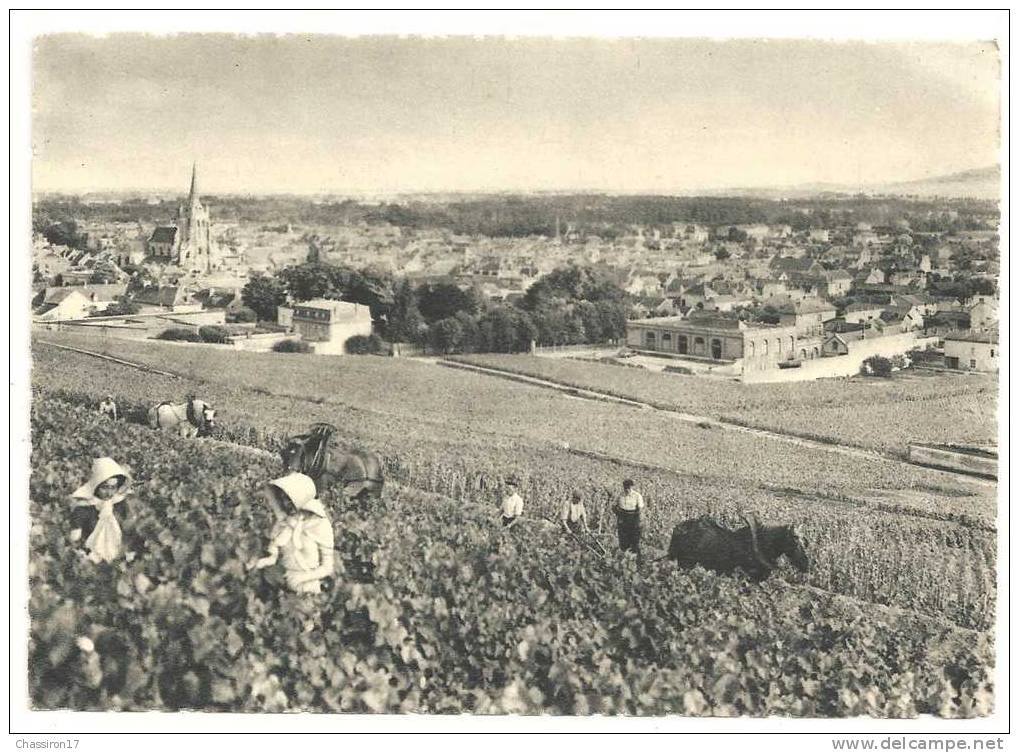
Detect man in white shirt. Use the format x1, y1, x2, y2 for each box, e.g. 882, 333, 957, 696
614, 478, 644, 557
561, 490, 589, 535
501, 478, 524, 529
98, 395, 118, 421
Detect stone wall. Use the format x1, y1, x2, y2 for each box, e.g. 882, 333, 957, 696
228, 332, 296, 352
742, 333, 933, 384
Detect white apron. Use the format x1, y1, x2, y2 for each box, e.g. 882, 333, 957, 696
273, 515, 332, 594
77, 495, 125, 563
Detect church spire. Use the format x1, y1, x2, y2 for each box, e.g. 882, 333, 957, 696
188, 162, 199, 205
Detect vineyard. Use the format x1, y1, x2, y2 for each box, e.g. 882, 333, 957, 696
446, 353, 998, 457
30, 398, 994, 715
30, 336, 997, 628
32, 333, 996, 508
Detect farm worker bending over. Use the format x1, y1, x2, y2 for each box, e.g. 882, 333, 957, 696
98, 395, 118, 421
614, 478, 644, 557
500, 477, 524, 529
69, 457, 132, 564
248, 472, 335, 594
561, 490, 589, 535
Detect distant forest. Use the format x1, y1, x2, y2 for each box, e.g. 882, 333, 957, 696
34, 193, 999, 239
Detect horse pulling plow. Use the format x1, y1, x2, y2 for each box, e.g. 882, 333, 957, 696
148, 397, 216, 439
281, 422, 385, 505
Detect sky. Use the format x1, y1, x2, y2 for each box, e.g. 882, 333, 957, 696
32, 35, 1000, 195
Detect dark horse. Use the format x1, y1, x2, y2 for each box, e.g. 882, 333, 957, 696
663, 515, 809, 582
281, 423, 384, 504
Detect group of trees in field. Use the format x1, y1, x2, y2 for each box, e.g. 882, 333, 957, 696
387, 266, 629, 354
241, 261, 630, 355
33, 215, 90, 250
156, 326, 231, 344
240, 262, 393, 323
925, 274, 997, 301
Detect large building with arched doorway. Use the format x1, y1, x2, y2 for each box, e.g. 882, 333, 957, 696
626, 314, 828, 376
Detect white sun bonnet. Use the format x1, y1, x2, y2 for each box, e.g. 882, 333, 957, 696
268, 472, 326, 517
72, 457, 131, 499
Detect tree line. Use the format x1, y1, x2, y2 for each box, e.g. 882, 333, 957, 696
34, 193, 998, 243
241, 262, 630, 354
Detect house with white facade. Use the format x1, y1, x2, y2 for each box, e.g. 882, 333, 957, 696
944, 329, 998, 373
291, 298, 373, 355
33, 283, 128, 321
968, 295, 999, 331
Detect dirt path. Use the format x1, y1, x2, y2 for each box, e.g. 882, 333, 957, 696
38, 340, 182, 378
438, 359, 997, 491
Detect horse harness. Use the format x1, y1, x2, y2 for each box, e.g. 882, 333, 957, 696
185, 398, 209, 429
157, 399, 205, 430
743, 518, 777, 571
292, 424, 381, 486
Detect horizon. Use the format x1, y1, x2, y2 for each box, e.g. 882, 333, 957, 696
32, 164, 1000, 203
33, 36, 1000, 196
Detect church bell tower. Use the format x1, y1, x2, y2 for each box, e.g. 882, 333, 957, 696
176, 163, 214, 271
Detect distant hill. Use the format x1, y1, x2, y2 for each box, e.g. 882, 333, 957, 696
877, 166, 1000, 200
712, 166, 1000, 201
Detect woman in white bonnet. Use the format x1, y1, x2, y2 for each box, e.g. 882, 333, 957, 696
69, 457, 132, 564
247, 472, 335, 594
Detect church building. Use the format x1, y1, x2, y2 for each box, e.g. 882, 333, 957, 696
148, 164, 218, 272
